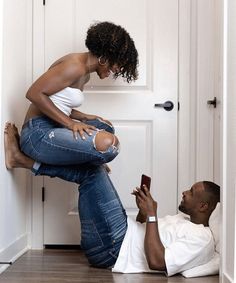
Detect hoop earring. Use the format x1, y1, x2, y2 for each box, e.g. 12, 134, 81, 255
98, 56, 107, 66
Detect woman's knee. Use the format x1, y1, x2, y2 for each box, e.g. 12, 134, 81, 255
94, 131, 119, 153
100, 120, 115, 134
86, 119, 115, 134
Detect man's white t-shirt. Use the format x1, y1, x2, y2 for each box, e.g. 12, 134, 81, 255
112, 214, 214, 276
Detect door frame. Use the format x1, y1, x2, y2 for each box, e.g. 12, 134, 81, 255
221, 0, 236, 282
180, 2, 224, 280
178, 0, 222, 200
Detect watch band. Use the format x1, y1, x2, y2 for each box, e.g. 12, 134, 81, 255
146, 215, 157, 223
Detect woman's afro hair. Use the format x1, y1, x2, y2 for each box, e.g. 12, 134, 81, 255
85, 21, 138, 83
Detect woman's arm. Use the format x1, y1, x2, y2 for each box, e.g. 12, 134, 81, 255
70, 109, 101, 121
70, 109, 88, 121
70, 109, 113, 128
26, 61, 80, 127
26, 60, 96, 138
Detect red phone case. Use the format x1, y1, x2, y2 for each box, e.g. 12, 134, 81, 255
141, 174, 151, 191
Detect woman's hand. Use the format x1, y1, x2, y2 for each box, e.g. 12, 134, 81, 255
68, 120, 96, 140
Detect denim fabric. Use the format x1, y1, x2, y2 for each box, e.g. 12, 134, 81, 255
20, 116, 119, 166
35, 164, 127, 268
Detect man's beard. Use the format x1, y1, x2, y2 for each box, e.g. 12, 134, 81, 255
178, 204, 187, 214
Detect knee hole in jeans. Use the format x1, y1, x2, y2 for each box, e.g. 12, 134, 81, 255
93, 131, 119, 153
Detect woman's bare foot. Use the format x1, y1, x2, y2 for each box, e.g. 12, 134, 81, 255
4, 122, 34, 169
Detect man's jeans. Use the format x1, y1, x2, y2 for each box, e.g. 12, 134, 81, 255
34, 164, 128, 268
20, 116, 119, 166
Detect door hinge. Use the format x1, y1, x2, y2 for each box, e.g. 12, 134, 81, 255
42, 187, 45, 202
178, 102, 180, 111
207, 97, 217, 108
43, 0, 46, 5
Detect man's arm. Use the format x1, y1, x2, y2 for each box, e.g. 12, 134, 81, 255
132, 186, 166, 271
145, 217, 166, 271
136, 210, 146, 223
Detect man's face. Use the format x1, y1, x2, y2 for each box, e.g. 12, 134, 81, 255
178, 182, 206, 215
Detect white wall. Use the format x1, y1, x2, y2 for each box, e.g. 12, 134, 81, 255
0, 0, 32, 271
222, 0, 236, 281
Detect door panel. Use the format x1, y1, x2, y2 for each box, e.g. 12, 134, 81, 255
33, 0, 178, 245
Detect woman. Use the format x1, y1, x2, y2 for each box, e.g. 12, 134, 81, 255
20, 21, 138, 167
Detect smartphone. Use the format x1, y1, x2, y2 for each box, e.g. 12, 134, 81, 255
140, 174, 151, 192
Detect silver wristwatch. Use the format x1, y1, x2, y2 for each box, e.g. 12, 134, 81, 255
146, 215, 157, 223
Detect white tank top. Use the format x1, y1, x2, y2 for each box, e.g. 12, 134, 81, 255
49, 87, 84, 116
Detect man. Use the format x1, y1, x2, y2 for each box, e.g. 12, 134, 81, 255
4, 123, 220, 276
114, 180, 219, 275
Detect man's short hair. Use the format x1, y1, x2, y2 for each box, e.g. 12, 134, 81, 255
202, 181, 220, 210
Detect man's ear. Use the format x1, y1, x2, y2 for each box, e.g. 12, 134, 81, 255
199, 202, 209, 212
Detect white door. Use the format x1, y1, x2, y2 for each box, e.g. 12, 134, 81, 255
33, 0, 178, 245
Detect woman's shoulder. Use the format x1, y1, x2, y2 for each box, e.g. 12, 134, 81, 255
50, 53, 85, 67
49, 53, 87, 76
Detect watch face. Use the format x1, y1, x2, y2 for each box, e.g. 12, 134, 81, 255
147, 216, 157, 223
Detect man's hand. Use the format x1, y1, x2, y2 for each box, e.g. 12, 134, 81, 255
132, 185, 157, 217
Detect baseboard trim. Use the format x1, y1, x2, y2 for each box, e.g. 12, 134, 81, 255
222, 271, 234, 283
0, 264, 9, 274
0, 233, 29, 274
